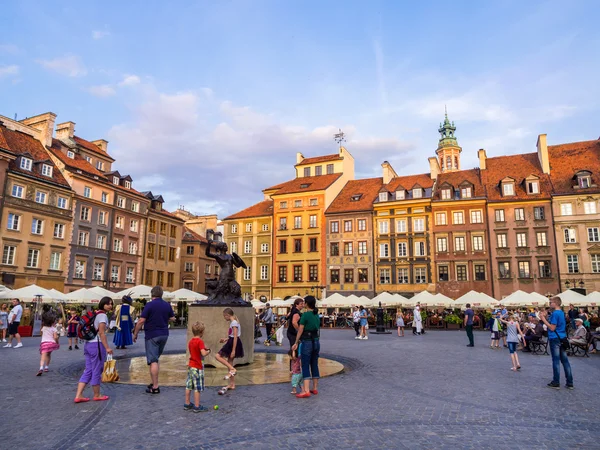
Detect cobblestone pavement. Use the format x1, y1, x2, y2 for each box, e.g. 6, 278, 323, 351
1, 328, 599, 449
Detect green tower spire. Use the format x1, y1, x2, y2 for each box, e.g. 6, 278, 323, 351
438, 106, 458, 148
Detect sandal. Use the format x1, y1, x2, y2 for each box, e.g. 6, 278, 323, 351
93, 395, 110, 401
224, 370, 237, 380
74, 397, 90, 403
145, 387, 160, 394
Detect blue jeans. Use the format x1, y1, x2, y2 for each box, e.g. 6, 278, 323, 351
549, 338, 573, 385
300, 339, 320, 379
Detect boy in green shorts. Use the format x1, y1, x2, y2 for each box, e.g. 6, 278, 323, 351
185, 321, 211, 412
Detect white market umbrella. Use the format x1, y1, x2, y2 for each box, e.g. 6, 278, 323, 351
169, 288, 207, 302
268, 299, 287, 307
580, 291, 600, 307
431, 293, 455, 308
65, 288, 101, 304
500, 290, 540, 308
454, 290, 498, 310
88, 286, 115, 299
408, 291, 437, 308
0, 284, 59, 303
320, 293, 350, 307
48, 289, 68, 302
251, 300, 266, 309
557, 289, 586, 307
371, 292, 396, 306
112, 285, 174, 300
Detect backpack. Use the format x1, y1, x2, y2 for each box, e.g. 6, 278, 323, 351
78, 310, 100, 341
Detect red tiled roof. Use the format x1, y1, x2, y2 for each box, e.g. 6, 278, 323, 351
432, 168, 485, 200
0, 125, 70, 188
481, 152, 552, 201
182, 226, 208, 243
266, 173, 342, 196
224, 200, 274, 220
548, 139, 600, 195
384, 173, 434, 192
326, 177, 383, 214
73, 136, 115, 161
296, 153, 342, 166
49, 139, 106, 177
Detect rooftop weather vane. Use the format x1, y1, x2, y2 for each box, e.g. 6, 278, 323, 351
334, 128, 345, 149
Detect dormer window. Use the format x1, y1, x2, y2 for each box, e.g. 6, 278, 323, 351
41, 164, 53, 177
350, 194, 363, 202
503, 182, 515, 196
113, 176, 119, 185
20, 157, 32, 171
527, 180, 539, 194
379, 192, 388, 202
96, 161, 104, 171
300, 183, 310, 189
441, 189, 451, 200
396, 190, 405, 200
412, 188, 423, 199
576, 171, 592, 188
461, 187, 472, 198
67, 151, 75, 159
124, 180, 131, 189
85, 156, 92, 163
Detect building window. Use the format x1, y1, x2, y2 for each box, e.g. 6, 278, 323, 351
343, 269, 353, 283
257, 265, 267, 281
294, 216, 302, 229
304, 167, 311, 177
113, 238, 123, 252
158, 245, 166, 260
379, 192, 388, 202
452, 212, 464, 225
309, 238, 318, 252
111, 265, 120, 282
168, 247, 176, 262
53, 223, 65, 239
415, 268, 426, 284
539, 261, 551, 278
358, 241, 367, 255
67, 150, 75, 159
245, 223, 252, 233
498, 262, 510, 278
147, 243, 155, 258
330, 221, 339, 233
379, 243, 389, 258
395, 241, 406, 257
454, 236, 465, 252
357, 219, 366, 231
314, 165, 322, 176
205, 264, 211, 274
127, 241, 137, 255
129, 219, 138, 233
495, 209, 505, 222
279, 239, 287, 253
145, 270, 153, 285
131, 202, 140, 213
357, 268, 368, 283
591, 255, 600, 273
95, 160, 104, 171
326, 164, 334, 174
294, 239, 302, 253
330, 269, 339, 283
97, 211, 106, 225
518, 261, 530, 278
229, 242, 237, 253
497, 234, 507, 248
231, 224, 238, 233
149, 220, 157, 233
461, 187, 472, 198
560, 203, 573, 216
2, 245, 16, 265
75, 261, 85, 279
279, 201, 288, 209
378, 220, 389, 234
584, 201, 597, 214
279, 217, 287, 230
534, 206, 545, 220
309, 265, 318, 282
537, 232, 548, 246
344, 242, 353, 256
473, 235, 484, 251
412, 188, 423, 199
516, 232, 527, 247
379, 268, 391, 284
243, 266, 251, 281
293, 266, 302, 282
100, 192, 108, 203
330, 242, 339, 256
157, 271, 164, 286
294, 200, 302, 208
11, 184, 23, 198
35, 191, 47, 204
244, 240, 252, 254
438, 266, 448, 281
527, 180, 539, 194
117, 197, 125, 208
159, 223, 167, 235
309, 198, 318, 206
115, 216, 124, 229
396, 220, 407, 233
435, 213, 447, 225
185, 262, 194, 272
515, 208, 525, 221
564, 228, 576, 243
83, 186, 92, 198
567, 255, 579, 273
436, 237, 447, 252
414, 241, 425, 256
7, 213, 20, 231
441, 189, 451, 200
397, 268, 408, 283
474, 265, 486, 281
413, 218, 425, 232
31, 218, 44, 235
309, 215, 317, 228
456, 265, 468, 281
78, 231, 89, 246
260, 243, 269, 253
503, 183, 514, 196
262, 224, 269, 231
20, 157, 32, 171
125, 267, 134, 283
396, 190, 405, 200
588, 227, 600, 242
97, 235, 106, 249
93, 263, 104, 280
343, 220, 352, 232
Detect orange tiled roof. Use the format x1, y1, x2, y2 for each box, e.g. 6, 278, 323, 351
326, 177, 383, 214
384, 173, 434, 192
73, 136, 115, 161
548, 139, 600, 195
481, 152, 552, 201
0, 125, 70, 188
183, 226, 209, 243
432, 168, 485, 200
265, 173, 342, 196
49, 139, 106, 177
224, 199, 274, 220
296, 153, 342, 166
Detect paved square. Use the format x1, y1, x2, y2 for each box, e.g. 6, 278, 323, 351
1, 328, 599, 449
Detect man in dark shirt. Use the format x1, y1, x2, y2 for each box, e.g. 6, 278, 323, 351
567, 304, 578, 332
522, 315, 544, 352
464, 304, 474, 347
133, 286, 175, 394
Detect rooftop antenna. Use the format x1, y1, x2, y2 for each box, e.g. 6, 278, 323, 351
334, 128, 345, 149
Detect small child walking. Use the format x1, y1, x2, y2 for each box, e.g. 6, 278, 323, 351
489, 312, 502, 350
67, 310, 80, 350
215, 308, 244, 395
289, 348, 303, 394
501, 314, 525, 371
38, 311, 60, 376
396, 312, 405, 337
185, 321, 211, 412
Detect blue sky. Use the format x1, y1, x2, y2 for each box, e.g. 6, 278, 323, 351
1, 1, 599, 217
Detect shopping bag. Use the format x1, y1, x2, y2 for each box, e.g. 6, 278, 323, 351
102, 354, 119, 383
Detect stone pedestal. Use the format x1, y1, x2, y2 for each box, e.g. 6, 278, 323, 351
187, 304, 254, 367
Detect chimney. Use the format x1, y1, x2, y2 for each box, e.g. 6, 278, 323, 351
478, 149, 487, 170
536, 134, 550, 174
296, 152, 304, 165
56, 121, 75, 141
381, 160, 398, 184
92, 139, 108, 153
428, 157, 440, 180
19, 112, 57, 148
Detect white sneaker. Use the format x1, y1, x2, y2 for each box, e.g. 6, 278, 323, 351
3, 343, 12, 348
1, 339, 6, 342
363, 336, 369, 340
13, 343, 23, 348
355, 336, 360, 340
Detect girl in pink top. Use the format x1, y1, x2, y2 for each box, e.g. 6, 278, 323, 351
38, 311, 60, 376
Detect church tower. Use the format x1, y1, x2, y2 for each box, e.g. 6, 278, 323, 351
436, 108, 462, 173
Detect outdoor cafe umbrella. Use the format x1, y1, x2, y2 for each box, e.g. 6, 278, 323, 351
557, 289, 586, 307
48, 289, 68, 302
88, 286, 116, 299
169, 288, 208, 302
112, 285, 174, 300
320, 293, 352, 307
0, 284, 58, 303
501, 290, 542, 308
65, 288, 101, 304
407, 291, 437, 308
431, 293, 454, 308
454, 290, 498, 310
579, 291, 600, 307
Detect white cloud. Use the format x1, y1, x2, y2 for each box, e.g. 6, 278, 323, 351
118, 74, 141, 87
37, 54, 87, 77
92, 30, 110, 40
87, 84, 116, 97
0, 65, 19, 77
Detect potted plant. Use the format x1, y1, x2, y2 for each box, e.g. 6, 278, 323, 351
444, 314, 462, 330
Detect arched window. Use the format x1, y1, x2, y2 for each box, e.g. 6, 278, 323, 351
454, 156, 459, 169
446, 156, 452, 169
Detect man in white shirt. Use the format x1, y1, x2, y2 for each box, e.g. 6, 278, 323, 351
4, 298, 23, 348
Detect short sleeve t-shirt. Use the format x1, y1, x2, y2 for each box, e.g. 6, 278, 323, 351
188, 337, 206, 370
68, 316, 79, 334
41, 326, 57, 343
465, 309, 474, 325
10, 304, 23, 322
549, 310, 567, 339
90, 313, 108, 343
141, 298, 175, 340
299, 311, 321, 337
229, 320, 241, 338
352, 311, 360, 322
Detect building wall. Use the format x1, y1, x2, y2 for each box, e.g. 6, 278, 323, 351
552, 194, 600, 293
325, 211, 376, 297
143, 211, 183, 290
180, 240, 214, 293
487, 200, 560, 299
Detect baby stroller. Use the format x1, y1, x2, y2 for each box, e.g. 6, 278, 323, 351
265, 322, 285, 346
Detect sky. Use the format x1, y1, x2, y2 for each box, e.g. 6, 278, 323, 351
1, 1, 599, 217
